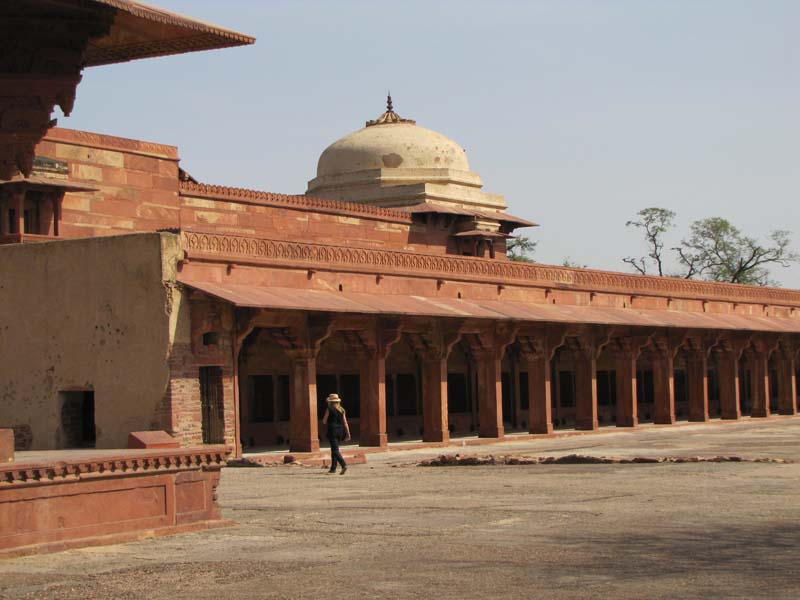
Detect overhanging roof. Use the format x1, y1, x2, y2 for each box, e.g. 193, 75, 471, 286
181, 281, 800, 334
0, 175, 97, 192
404, 203, 537, 227
85, 0, 255, 66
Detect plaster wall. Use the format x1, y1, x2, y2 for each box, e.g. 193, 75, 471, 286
0, 232, 182, 450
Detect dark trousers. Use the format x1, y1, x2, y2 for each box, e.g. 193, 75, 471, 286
328, 435, 347, 471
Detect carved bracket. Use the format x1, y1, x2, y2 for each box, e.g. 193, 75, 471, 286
0, 6, 115, 179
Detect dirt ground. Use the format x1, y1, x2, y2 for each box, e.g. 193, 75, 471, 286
2, 418, 800, 599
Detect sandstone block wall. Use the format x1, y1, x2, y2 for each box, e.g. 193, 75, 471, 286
34, 128, 181, 238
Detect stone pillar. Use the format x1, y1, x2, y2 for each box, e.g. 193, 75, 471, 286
717, 351, 741, 420
0, 194, 7, 235
408, 326, 462, 444
525, 355, 553, 434
652, 351, 676, 425
421, 357, 449, 443
510, 361, 521, 429
13, 188, 23, 235
51, 192, 62, 236
777, 346, 798, 416
615, 353, 638, 427
574, 349, 598, 431
289, 352, 319, 453
465, 325, 516, 439
357, 324, 401, 448
686, 350, 709, 422
608, 336, 649, 428
359, 353, 387, 447
749, 345, 771, 418
475, 351, 504, 438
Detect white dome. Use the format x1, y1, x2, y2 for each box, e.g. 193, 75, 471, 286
316, 122, 470, 177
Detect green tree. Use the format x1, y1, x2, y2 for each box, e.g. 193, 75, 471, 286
562, 257, 588, 269
624, 208, 799, 286
675, 218, 799, 285
507, 236, 537, 262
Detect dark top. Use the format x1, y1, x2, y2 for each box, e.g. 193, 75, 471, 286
326, 407, 345, 440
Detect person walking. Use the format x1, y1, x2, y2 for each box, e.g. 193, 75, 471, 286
322, 393, 351, 474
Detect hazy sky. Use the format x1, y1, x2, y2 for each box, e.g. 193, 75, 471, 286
65, 1, 800, 287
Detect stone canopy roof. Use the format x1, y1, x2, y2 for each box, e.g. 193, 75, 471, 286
84, 0, 256, 66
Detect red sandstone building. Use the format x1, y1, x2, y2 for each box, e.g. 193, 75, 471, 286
0, 0, 255, 557
2, 0, 800, 466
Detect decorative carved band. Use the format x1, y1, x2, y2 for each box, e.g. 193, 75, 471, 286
181, 230, 800, 307
181, 182, 413, 223
0, 447, 230, 488
86, 35, 253, 67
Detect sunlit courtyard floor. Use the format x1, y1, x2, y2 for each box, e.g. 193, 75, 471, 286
2, 417, 800, 599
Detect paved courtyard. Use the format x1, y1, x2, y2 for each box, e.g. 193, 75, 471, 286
2, 418, 800, 599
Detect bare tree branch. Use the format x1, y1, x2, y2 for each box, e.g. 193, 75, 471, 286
624, 208, 676, 277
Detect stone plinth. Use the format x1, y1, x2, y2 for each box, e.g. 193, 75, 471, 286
0, 430, 13, 463
0, 446, 230, 558
128, 430, 180, 450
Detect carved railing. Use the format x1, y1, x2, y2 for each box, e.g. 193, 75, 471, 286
181, 181, 414, 224
0, 447, 229, 488
181, 230, 800, 307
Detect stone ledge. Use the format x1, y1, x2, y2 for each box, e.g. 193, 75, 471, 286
0, 446, 229, 488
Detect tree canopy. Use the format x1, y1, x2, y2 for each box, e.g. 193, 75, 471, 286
624, 207, 799, 286
507, 236, 537, 262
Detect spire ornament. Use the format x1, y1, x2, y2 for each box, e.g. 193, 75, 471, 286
366, 93, 416, 127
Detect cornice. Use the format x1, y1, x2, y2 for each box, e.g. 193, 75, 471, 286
181, 182, 413, 224
180, 230, 800, 308
89, 0, 255, 44
43, 127, 179, 160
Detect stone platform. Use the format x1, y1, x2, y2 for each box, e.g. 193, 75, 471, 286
0, 446, 230, 559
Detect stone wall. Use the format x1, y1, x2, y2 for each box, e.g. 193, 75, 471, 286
0, 447, 229, 558
0, 232, 182, 450
179, 183, 454, 255
34, 128, 181, 238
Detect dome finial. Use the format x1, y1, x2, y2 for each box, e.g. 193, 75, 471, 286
366, 92, 416, 127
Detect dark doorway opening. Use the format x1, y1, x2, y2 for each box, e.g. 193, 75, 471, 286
58, 390, 95, 448
200, 366, 225, 444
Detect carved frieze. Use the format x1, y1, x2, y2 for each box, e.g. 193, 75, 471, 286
181, 231, 800, 308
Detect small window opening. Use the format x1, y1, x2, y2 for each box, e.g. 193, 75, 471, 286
202, 331, 219, 346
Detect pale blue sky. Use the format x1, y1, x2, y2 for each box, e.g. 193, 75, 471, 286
65, 1, 800, 287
